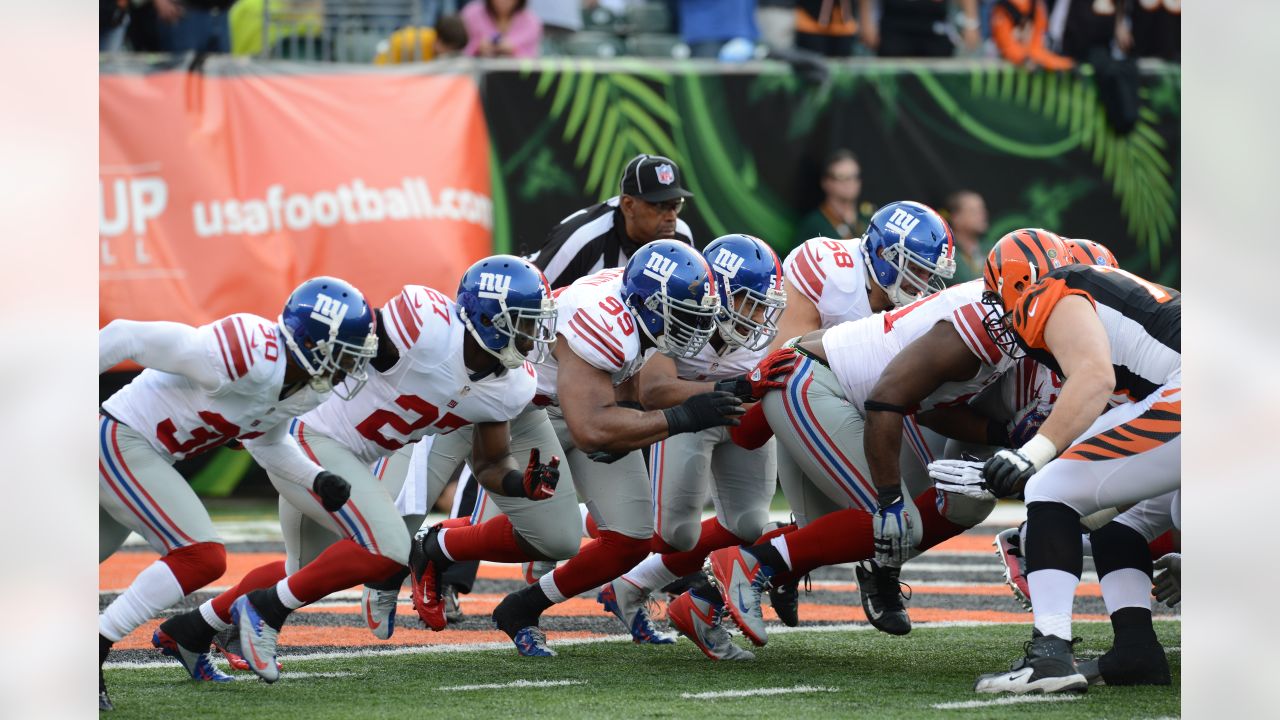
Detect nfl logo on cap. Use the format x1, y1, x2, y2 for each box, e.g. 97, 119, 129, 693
655, 164, 675, 185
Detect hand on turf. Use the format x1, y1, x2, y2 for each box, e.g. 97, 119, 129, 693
313, 471, 351, 512
522, 448, 560, 500
1153, 553, 1181, 607
927, 459, 994, 501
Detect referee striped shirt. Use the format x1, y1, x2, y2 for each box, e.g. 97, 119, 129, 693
528, 196, 693, 289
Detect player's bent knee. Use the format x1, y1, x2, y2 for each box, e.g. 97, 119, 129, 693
526, 526, 581, 561
940, 493, 996, 528
161, 541, 227, 594
662, 522, 701, 553
729, 511, 769, 543
378, 531, 411, 567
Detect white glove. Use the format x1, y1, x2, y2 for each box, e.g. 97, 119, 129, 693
927, 459, 995, 501
1152, 553, 1181, 607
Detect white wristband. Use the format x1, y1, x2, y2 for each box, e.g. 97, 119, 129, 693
1019, 434, 1059, 471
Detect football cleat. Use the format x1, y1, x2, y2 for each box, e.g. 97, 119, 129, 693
706, 546, 773, 646
444, 585, 465, 624
361, 586, 399, 640
975, 632, 1088, 694
855, 561, 912, 635
99, 667, 114, 711
408, 526, 449, 631
231, 596, 281, 683
667, 591, 756, 661
598, 578, 676, 644
994, 526, 1031, 611
1076, 641, 1171, 686
493, 591, 553, 657
767, 582, 800, 627
521, 560, 557, 584
151, 628, 233, 682
213, 626, 281, 673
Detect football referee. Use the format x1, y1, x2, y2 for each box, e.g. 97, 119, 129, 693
529, 154, 696, 288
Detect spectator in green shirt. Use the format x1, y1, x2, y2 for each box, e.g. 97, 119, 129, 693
794, 149, 875, 246
943, 189, 990, 283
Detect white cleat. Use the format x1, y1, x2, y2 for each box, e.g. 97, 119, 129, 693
361, 586, 400, 640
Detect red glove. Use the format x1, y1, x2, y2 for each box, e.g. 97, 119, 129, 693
728, 402, 775, 450
715, 347, 799, 402
504, 448, 560, 500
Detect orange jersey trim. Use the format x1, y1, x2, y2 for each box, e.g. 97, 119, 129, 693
1011, 276, 1096, 350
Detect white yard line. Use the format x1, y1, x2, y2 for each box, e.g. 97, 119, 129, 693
439, 679, 587, 691
680, 686, 838, 699
231, 671, 357, 681
932, 695, 1083, 710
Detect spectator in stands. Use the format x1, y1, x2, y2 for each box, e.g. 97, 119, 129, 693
795, 0, 858, 57
101, 0, 130, 51
680, 0, 760, 59
374, 16, 469, 63
529, 0, 583, 55
1127, 0, 1178, 62
990, 0, 1073, 70
127, 0, 237, 53
757, 0, 796, 51
943, 189, 990, 283
858, 0, 980, 57
527, 153, 695, 289
1047, 0, 1131, 62
794, 149, 874, 245
462, 0, 544, 58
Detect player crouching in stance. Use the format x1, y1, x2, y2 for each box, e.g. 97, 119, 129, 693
972, 229, 1180, 694
99, 277, 375, 709
599, 234, 792, 652
155, 257, 561, 683
487, 240, 750, 656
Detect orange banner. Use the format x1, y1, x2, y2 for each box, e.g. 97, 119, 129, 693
100, 69, 492, 329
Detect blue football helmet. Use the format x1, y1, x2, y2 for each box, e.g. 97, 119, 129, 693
703, 234, 787, 351
456, 255, 557, 369
278, 276, 378, 399
621, 239, 720, 359
860, 200, 957, 307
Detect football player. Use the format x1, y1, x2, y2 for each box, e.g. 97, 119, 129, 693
98, 277, 376, 708
596, 234, 792, 652
477, 240, 749, 656
971, 229, 1180, 694
153, 257, 563, 683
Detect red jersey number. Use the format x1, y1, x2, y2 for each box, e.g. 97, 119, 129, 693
355, 394, 470, 451
156, 411, 241, 457
823, 241, 855, 269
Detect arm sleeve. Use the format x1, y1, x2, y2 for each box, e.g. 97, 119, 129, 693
991, 6, 1030, 65
98, 319, 225, 391
241, 421, 324, 489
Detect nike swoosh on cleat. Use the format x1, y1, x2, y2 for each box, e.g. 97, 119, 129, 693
366, 601, 381, 631
246, 627, 270, 671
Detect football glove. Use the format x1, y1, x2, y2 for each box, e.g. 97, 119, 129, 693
313, 471, 351, 512
521, 448, 560, 500
873, 487, 915, 566
1152, 553, 1181, 607
927, 459, 995, 501
714, 347, 798, 402
663, 391, 745, 435
982, 436, 1057, 498
586, 449, 629, 464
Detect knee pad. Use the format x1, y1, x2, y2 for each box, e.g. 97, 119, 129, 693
1091, 522, 1154, 578
161, 542, 227, 594
523, 524, 582, 561
728, 510, 769, 544
938, 492, 996, 528
661, 521, 701, 553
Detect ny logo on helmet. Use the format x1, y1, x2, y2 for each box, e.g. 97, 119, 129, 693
712, 248, 746, 279
642, 253, 678, 283
655, 164, 675, 185
477, 272, 512, 300
310, 293, 350, 328
886, 208, 921, 238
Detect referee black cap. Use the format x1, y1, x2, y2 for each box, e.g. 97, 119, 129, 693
619, 154, 695, 203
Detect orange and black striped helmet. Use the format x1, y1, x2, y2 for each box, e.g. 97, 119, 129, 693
1065, 238, 1119, 269
983, 228, 1073, 312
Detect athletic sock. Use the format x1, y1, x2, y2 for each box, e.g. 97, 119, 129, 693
367, 566, 411, 592
438, 515, 532, 563
99, 559, 185, 641
209, 560, 287, 624
245, 588, 292, 631
540, 530, 650, 602
655, 519, 746, 578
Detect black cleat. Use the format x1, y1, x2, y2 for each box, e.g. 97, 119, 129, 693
1077, 640, 1171, 686
767, 582, 799, 627
855, 561, 912, 635
975, 632, 1089, 694
99, 667, 114, 711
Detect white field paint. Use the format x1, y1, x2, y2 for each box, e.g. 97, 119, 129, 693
680, 686, 838, 700
932, 695, 1083, 710
231, 671, 357, 681
107, 621, 1131, 671
439, 680, 587, 692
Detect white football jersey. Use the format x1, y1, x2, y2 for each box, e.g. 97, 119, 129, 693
822, 280, 1014, 412
299, 286, 537, 465
102, 314, 328, 461
782, 237, 874, 329
673, 337, 764, 382
534, 268, 655, 404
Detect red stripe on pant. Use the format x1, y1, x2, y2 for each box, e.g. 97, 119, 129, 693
547, 530, 649, 600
